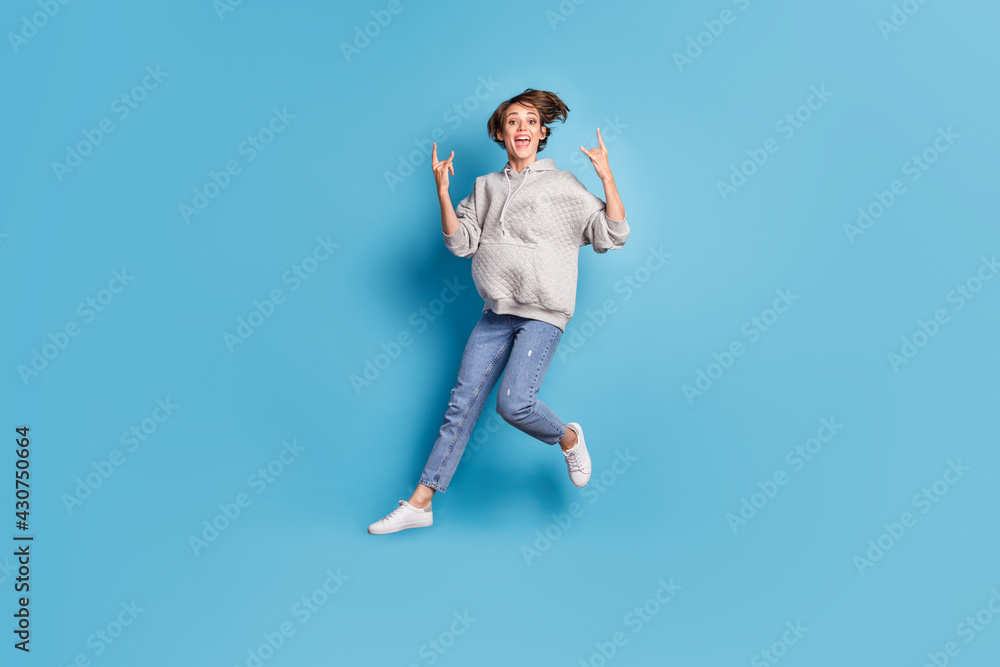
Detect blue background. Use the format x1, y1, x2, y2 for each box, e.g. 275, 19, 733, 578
2, 0, 999, 665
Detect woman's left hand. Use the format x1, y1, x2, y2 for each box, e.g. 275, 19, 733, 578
580, 128, 614, 182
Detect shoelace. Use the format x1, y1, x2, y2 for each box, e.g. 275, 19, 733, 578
381, 501, 407, 522
564, 448, 586, 473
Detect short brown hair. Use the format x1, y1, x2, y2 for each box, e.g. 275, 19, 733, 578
487, 89, 569, 153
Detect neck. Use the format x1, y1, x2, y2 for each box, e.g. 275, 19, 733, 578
507, 154, 537, 174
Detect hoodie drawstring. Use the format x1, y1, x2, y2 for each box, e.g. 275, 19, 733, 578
499, 164, 531, 237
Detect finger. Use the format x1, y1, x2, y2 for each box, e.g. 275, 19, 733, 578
597, 128, 606, 149
432, 142, 438, 162
580, 146, 591, 157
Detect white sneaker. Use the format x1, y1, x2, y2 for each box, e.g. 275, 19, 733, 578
368, 500, 433, 535
562, 422, 591, 487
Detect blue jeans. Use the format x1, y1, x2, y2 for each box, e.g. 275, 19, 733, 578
419, 309, 568, 493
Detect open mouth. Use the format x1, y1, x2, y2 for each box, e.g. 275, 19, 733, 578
514, 136, 531, 148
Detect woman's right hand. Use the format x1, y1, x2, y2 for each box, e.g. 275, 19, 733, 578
432, 142, 454, 193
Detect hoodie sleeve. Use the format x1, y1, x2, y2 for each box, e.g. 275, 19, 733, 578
442, 186, 482, 259
577, 179, 630, 254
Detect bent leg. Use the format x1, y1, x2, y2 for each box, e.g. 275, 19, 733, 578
495, 317, 567, 445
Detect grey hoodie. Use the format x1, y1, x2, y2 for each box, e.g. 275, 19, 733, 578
443, 157, 629, 331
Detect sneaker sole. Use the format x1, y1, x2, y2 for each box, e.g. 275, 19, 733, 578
367, 517, 433, 535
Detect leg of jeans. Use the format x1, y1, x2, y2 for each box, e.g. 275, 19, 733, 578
495, 316, 567, 445
418, 310, 514, 493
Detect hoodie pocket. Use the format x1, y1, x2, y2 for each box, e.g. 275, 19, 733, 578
531, 247, 576, 314
471, 240, 540, 305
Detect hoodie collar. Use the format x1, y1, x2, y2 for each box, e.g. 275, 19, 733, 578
502, 157, 556, 176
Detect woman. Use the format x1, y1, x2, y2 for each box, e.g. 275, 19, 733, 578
368, 88, 629, 534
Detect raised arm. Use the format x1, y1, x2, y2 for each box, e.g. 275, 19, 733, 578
432, 142, 481, 257
579, 128, 629, 253
580, 128, 625, 221
432, 142, 460, 236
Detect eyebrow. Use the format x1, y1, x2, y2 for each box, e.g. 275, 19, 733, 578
505, 110, 538, 119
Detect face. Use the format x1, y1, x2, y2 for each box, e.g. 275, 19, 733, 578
497, 102, 547, 159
